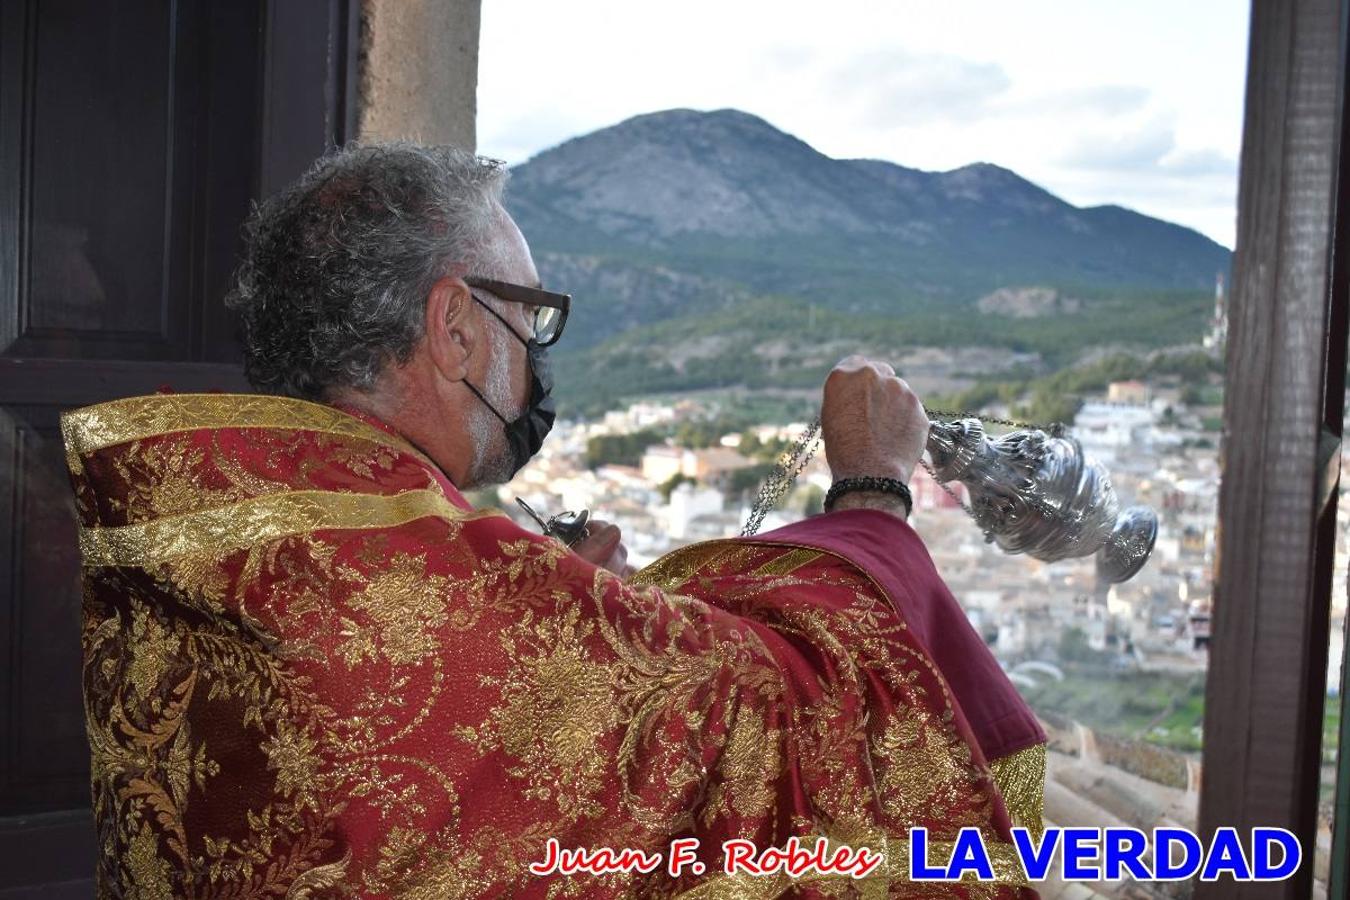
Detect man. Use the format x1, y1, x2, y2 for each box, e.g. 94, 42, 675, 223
62, 144, 1044, 898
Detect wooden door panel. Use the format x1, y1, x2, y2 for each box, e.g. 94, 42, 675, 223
0, 0, 358, 890
0, 404, 85, 814
4, 0, 189, 361
24, 0, 175, 343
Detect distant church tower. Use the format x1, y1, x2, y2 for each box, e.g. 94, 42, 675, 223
1203, 272, 1227, 351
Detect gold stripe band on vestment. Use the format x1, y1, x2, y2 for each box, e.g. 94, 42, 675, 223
78, 488, 504, 569
60, 393, 426, 473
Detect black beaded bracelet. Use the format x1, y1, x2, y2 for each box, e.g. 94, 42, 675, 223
824, 476, 913, 518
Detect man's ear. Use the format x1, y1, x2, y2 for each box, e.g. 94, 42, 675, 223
424, 276, 475, 382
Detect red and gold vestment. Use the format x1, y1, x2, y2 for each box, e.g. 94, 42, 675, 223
61, 393, 1044, 898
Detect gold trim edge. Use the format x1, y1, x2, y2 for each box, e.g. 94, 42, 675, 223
77, 488, 505, 568
59, 392, 424, 463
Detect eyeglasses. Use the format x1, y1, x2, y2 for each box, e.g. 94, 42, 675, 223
464, 276, 571, 347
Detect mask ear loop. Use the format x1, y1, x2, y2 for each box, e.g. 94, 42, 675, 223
462, 379, 511, 426
461, 292, 528, 427
472, 293, 531, 346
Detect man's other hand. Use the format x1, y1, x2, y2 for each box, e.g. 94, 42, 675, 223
822, 354, 929, 485
570, 519, 634, 577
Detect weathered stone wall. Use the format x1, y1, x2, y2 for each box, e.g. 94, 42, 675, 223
359, 0, 480, 150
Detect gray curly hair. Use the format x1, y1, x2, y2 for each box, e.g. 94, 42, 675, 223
226, 143, 509, 400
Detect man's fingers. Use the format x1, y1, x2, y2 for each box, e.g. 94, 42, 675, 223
571, 521, 621, 562
603, 543, 629, 575
820, 351, 928, 486
566, 518, 633, 577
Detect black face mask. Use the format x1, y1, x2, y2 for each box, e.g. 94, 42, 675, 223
463, 299, 557, 479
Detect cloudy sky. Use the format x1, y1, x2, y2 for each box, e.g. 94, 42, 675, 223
478, 1, 1249, 248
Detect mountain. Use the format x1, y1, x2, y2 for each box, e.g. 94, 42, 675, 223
503, 109, 1231, 413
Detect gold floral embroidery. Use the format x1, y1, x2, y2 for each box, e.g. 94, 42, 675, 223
126, 603, 180, 701
701, 698, 780, 824
126, 820, 175, 898
67, 395, 1040, 898
336, 552, 453, 666
872, 702, 974, 821
83, 585, 341, 896
475, 600, 631, 822
989, 742, 1046, 837
109, 438, 250, 524
261, 717, 325, 808
284, 849, 352, 899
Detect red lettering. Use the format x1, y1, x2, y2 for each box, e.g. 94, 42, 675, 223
715, 838, 884, 880
617, 848, 662, 874
668, 838, 701, 876
849, 848, 884, 878
723, 839, 763, 874
529, 838, 561, 875
530, 840, 661, 876
783, 837, 815, 876
821, 842, 851, 872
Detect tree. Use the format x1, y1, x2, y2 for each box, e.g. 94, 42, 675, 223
795, 484, 825, 516
725, 463, 778, 498
1058, 626, 1101, 663
1015, 390, 1082, 428
659, 473, 695, 502
585, 429, 665, 468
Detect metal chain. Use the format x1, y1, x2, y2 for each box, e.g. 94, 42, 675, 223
920, 406, 1066, 437
741, 406, 1072, 536
741, 421, 820, 536
918, 456, 975, 516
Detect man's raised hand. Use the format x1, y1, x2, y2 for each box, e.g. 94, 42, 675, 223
821, 355, 929, 485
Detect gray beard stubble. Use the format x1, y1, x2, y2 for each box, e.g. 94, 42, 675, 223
465, 330, 523, 488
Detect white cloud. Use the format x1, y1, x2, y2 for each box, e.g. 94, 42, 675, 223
1002, 85, 1152, 118
1059, 116, 1179, 171
1162, 148, 1239, 177
823, 49, 1013, 125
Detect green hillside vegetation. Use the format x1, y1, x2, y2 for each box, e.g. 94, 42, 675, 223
584, 415, 805, 470
556, 292, 1219, 419
1019, 667, 1206, 753
928, 348, 1224, 426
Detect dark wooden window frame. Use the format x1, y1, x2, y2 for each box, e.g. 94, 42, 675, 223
1196, 0, 1350, 898
0, 0, 360, 892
